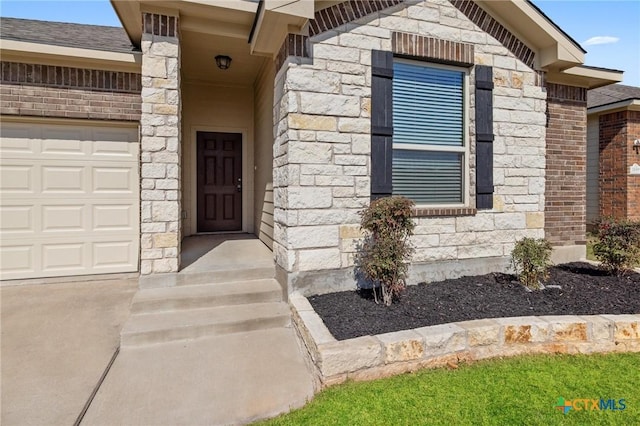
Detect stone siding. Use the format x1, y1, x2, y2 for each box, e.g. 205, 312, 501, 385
139, 13, 182, 275
544, 83, 587, 246
273, 0, 547, 291
599, 110, 640, 221
291, 293, 640, 387
0, 62, 141, 121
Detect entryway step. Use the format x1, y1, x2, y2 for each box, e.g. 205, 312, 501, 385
121, 302, 291, 347
130, 279, 282, 314
138, 265, 275, 288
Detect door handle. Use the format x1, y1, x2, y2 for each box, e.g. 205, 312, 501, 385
237, 184, 242, 192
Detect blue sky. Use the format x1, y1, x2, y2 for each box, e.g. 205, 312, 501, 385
1, 0, 638, 86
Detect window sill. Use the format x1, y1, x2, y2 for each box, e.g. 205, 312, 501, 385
411, 207, 477, 218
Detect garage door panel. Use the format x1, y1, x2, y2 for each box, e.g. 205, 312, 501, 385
93, 241, 137, 268
92, 129, 138, 160
0, 126, 36, 155
92, 141, 137, 159
0, 164, 34, 193
42, 166, 86, 193
41, 139, 85, 156
0, 205, 34, 233
42, 205, 86, 232
93, 204, 136, 231
42, 243, 85, 272
0, 246, 35, 275
93, 167, 135, 193
0, 122, 139, 280
2, 235, 139, 280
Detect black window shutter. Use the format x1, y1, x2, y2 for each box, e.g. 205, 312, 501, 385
475, 65, 494, 209
370, 50, 393, 200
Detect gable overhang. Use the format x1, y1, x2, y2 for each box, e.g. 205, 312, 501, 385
475, 0, 585, 71
0, 39, 141, 72
550, 65, 624, 90
108, 0, 625, 87
111, 0, 259, 47
249, 1, 316, 57
588, 99, 640, 116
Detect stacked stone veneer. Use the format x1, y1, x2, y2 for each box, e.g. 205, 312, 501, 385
139, 13, 182, 275
599, 110, 640, 221
273, 0, 548, 293
291, 294, 640, 387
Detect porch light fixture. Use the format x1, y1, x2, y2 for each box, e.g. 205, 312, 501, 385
215, 55, 232, 70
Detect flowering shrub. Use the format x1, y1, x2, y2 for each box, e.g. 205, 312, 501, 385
593, 218, 640, 275
354, 196, 415, 306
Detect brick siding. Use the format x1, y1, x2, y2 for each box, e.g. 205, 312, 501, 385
142, 13, 178, 37
308, 0, 404, 36
629, 112, 640, 221
449, 0, 535, 68
599, 110, 640, 221
391, 32, 474, 66
275, 34, 309, 72
545, 82, 588, 246
0, 61, 141, 121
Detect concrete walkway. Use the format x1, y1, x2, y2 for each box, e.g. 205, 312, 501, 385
1, 274, 316, 425
1, 279, 137, 425
82, 328, 315, 425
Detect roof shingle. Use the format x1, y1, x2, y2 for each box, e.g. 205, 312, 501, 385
0, 17, 137, 54
588, 84, 640, 109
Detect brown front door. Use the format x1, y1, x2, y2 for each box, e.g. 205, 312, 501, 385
197, 132, 242, 232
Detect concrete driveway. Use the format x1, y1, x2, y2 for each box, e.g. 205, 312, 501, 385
1, 278, 137, 426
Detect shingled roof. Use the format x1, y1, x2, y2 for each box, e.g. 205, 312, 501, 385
0, 17, 137, 53
588, 84, 640, 109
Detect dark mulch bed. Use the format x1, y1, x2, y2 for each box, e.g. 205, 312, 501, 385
308, 262, 640, 341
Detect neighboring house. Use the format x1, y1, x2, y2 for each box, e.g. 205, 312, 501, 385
0, 0, 623, 294
587, 84, 640, 225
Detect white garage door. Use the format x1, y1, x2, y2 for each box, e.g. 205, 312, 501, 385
0, 121, 140, 280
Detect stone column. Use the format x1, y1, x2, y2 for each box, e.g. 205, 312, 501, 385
139, 13, 181, 274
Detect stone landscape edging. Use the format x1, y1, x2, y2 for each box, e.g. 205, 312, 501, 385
290, 293, 640, 388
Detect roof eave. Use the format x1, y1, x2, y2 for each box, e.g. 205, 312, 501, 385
0, 39, 141, 72
111, 0, 142, 48
112, 0, 261, 47
549, 65, 624, 89
588, 99, 640, 116
477, 0, 585, 71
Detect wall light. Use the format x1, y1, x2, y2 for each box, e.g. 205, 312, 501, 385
215, 55, 232, 70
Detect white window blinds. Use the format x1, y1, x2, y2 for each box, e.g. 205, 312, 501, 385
392, 61, 466, 204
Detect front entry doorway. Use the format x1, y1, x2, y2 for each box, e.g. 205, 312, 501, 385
197, 132, 242, 232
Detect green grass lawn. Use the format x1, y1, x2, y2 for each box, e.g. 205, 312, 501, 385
260, 353, 640, 426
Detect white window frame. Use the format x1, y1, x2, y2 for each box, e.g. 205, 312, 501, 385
392, 58, 470, 208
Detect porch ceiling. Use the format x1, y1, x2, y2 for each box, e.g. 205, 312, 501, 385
181, 30, 267, 86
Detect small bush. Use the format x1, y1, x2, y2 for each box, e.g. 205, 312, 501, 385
511, 237, 553, 290
593, 218, 640, 275
354, 196, 415, 306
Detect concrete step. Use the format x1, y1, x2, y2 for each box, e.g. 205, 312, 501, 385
121, 302, 291, 347
138, 265, 275, 289
130, 279, 282, 314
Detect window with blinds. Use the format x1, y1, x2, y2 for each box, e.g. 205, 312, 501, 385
392, 60, 468, 205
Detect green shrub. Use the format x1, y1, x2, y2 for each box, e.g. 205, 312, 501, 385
511, 237, 553, 290
593, 218, 640, 275
354, 196, 415, 306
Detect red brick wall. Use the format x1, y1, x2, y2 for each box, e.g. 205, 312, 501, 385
545, 83, 588, 246
629, 112, 640, 220
600, 110, 640, 221
0, 61, 141, 121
